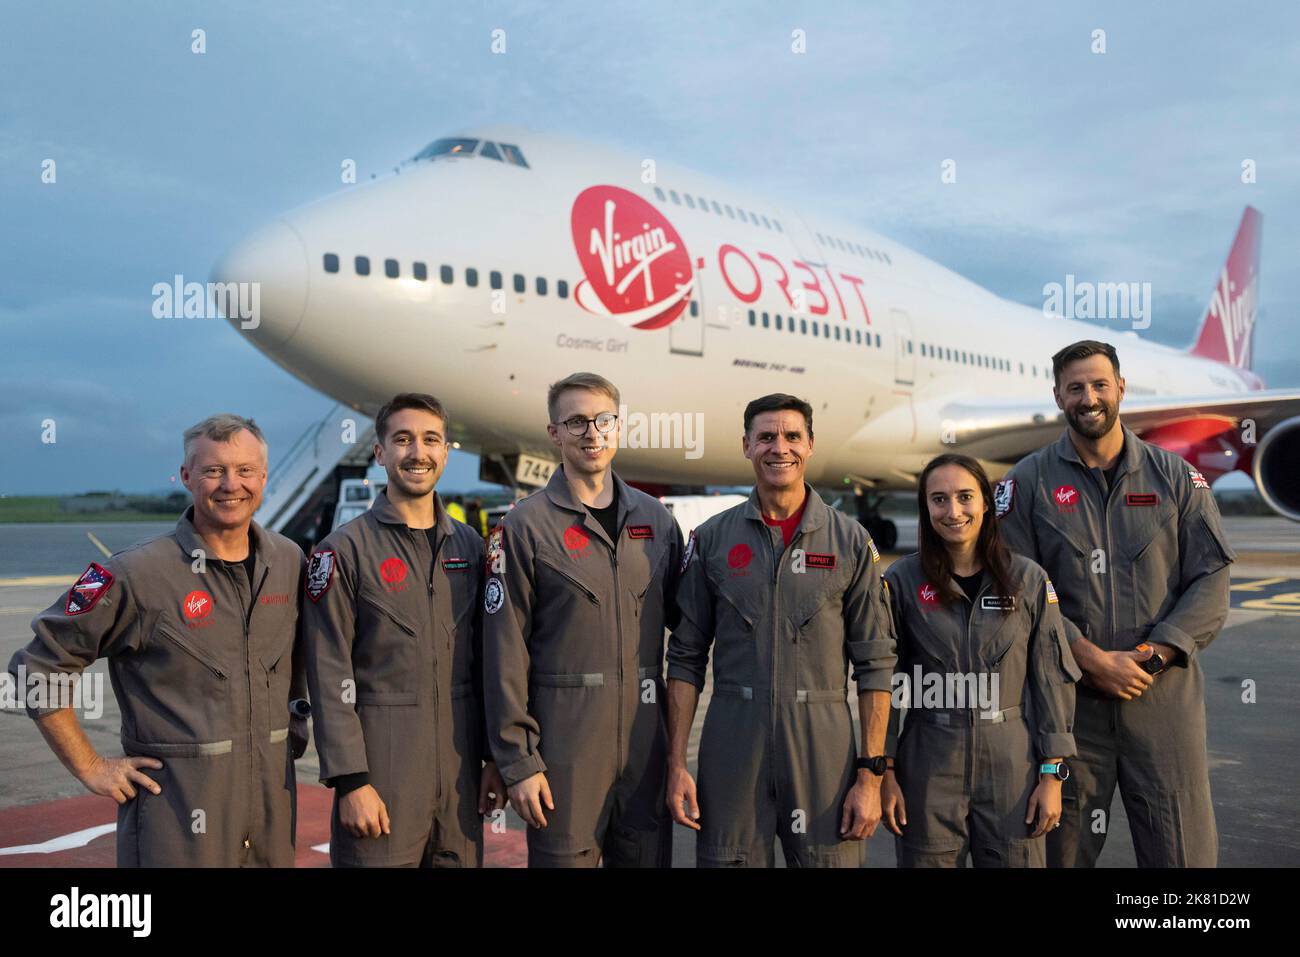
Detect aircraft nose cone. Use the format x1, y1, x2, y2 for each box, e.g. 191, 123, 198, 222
210, 219, 308, 346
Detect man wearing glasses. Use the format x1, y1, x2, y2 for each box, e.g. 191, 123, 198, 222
483, 372, 684, 867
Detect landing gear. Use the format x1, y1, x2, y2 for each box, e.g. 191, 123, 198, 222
854, 490, 898, 550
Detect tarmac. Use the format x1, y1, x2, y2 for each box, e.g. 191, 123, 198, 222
0, 515, 1295, 867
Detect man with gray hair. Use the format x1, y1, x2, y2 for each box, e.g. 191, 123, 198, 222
8, 413, 310, 866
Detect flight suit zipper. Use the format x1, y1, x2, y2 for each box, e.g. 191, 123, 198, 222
610, 545, 625, 771
414, 528, 445, 804
768, 525, 801, 800
155, 626, 229, 680
230, 564, 255, 863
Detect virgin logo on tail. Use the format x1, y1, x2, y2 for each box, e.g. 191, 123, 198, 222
1208, 266, 1258, 368
570, 185, 694, 330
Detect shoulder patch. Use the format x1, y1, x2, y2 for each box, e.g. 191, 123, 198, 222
1045, 578, 1059, 604
305, 550, 336, 603
994, 478, 1015, 517
484, 576, 505, 615
680, 529, 698, 574
487, 526, 504, 574
1188, 469, 1211, 490
867, 537, 880, 563
65, 562, 114, 616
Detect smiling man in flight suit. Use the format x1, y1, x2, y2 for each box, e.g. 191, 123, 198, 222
302, 393, 506, 867
483, 372, 683, 867
666, 393, 897, 867
997, 340, 1235, 867
8, 414, 308, 867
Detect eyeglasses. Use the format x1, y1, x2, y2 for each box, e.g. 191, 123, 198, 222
556, 413, 619, 436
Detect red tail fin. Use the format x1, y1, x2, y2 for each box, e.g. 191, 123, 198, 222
1190, 206, 1260, 369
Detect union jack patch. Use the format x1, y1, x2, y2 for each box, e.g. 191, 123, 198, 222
66, 562, 114, 616
1189, 469, 1210, 490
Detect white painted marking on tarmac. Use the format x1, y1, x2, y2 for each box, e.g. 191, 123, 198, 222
312, 842, 329, 853
0, 822, 116, 856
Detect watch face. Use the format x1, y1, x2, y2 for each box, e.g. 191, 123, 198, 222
1057, 762, 1070, 781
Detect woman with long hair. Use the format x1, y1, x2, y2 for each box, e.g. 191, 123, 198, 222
881, 453, 1081, 867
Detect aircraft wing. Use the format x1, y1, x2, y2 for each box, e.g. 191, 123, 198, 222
940, 389, 1300, 462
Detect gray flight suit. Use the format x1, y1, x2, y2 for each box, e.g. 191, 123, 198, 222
301, 491, 487, 867
884, 553, 1080, 867
998, 425, 1235, 867
483, 467, 683, 868
667, 486, 897, 868
7, 507, 306, 867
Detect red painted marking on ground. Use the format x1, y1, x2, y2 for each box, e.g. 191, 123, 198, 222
0, 784, 528, 868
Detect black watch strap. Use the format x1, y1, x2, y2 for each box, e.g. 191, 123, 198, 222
855, 755, 888, 776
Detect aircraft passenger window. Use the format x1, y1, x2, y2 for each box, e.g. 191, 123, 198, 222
690, 300, 698, 317
816, 233, 826, 244
762, 312, 769, 328
513, 274, 525, 293
761, 216, 771, 229
490, 271, 502, 290
465, 268, 478, 287
774, 222, 783, 232
736, 209, 747, 223
670, 190, 681, 204
812, 323, 819, 337
684, 195, 696, 209
413, 262, 428, 281
355, 256, 370, 276
834, 326, 841, 341
536, 277, 547, 295
883, 252, 892, 265
725, 205, 735, 219
823, 324, 831, 338
412, 138, 479, 162
908, 340, 913, 354
654, 187, 666, 202
855, 330, 862, 344
711, 201, 722, 214
479, 141, 504, 162
697, 196, 708, 209
800, 318, 808, 335
499, 144, 529, 168
876, 334, 882, 348
748, 310, 756, 326
324, 253, 339, 273
440, 265, 453, 284
775, 314, 783, 330
385, 259, 399, 279
557, 279, 568, 298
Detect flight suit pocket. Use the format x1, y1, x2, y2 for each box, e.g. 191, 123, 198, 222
356, 590, 419, 698
604, 822, 668, 868
145, 624, 232, 741
698, 844, 747, 868
1052, 627, 1083, 683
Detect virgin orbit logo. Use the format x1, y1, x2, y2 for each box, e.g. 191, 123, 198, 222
571, 185, 694, 330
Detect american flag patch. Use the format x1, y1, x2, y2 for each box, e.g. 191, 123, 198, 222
1045, 579, 1059, 604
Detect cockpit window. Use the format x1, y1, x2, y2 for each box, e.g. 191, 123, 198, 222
498, 143, 529, 168
479, 141, 503, 161
413, 138, 479, 161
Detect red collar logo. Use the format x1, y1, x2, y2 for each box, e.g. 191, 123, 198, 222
918, 583, 939, 607
380, 557, 408, 585
183, 590, 213, 621
1054, 485, 1079, 513
564, 526, 591, 553
727, 543, 752, 569
571, 185, 694, 330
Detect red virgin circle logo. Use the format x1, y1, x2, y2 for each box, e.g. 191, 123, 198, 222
570, 185, 694, 330
727, 544, 752, 569
1054, 485, 1079, 512
380, 558, 408, 584
564, 526, 590, 552
918, 583, 939, 607
183, 590, 213, 620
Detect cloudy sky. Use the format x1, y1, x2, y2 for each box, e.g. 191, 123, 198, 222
2, 0, 1297, 494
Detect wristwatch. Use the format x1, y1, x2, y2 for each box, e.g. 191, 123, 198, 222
1039, 761, 1070, 781
856, 755, 889, 776
1136, 642, 1166, 675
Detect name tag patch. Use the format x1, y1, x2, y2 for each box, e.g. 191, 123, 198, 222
1125, 493, 1159, 507
628, 525, 654, 540
806, 553, 837, 570
981, 595, 1016, 611
442, 558, 470, 571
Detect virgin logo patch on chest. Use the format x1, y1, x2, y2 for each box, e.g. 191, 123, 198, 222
727, 543, 752, 570
182, 590, 213, 623
627, 525, 654, 540
918, 583, 940, 607
65, 562, 114, 616
805, 553, 837, 570
1125, 493, 1159, 507
1053, 485, 1080, 514
380, 557, 407, 584
564, 525, 591, 554
305, 550, 335, 603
